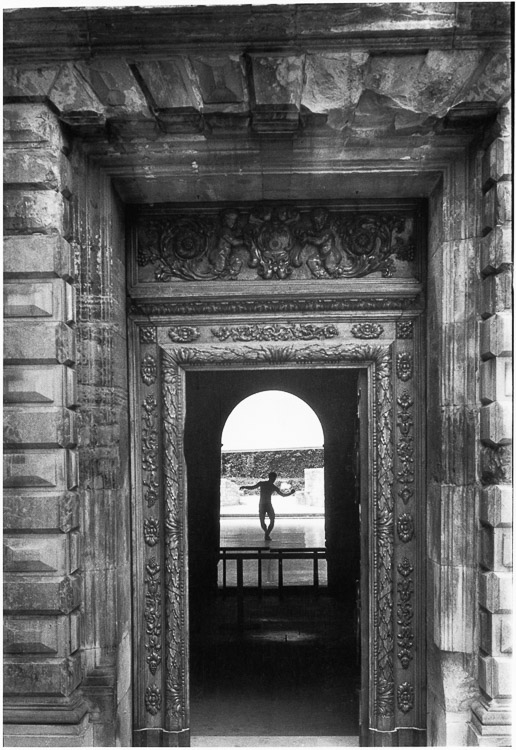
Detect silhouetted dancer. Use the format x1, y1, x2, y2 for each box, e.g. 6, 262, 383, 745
239, 471, 295, 541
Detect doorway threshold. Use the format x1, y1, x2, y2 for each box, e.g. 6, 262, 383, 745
191, 736, 359, 747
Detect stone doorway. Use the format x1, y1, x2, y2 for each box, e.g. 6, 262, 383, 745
130, 323, 425, 746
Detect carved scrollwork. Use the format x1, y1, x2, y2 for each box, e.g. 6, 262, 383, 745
168, 326, 200, 343
397, 682, 415, 714
396, 392, 414, 486
397, 557, 414, 669
351, 322, 384, 339
141, 354, 157, 385
142, 395, 159, 510
135, 206, 415, 282
211, 323, 339, 342
396, 352, 413, 381
145, 684, 162, 715
145, 557, 162, 675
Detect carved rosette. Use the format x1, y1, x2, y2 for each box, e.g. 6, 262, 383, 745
396, 320, 414, 339
168, 326, 200, 343
135, 206, 416, 282
351, 322, 384, 339
396, 352, 413, 381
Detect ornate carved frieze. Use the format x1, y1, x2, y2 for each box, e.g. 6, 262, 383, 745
397, 557, 414, 670
144, 557, 162, 676
397, 392, 415, 486
168, 326, 200, 343
351, 322, 384, 339
211, 323, 338, 342
130, 297, 419, 317
135, 206, 415, 282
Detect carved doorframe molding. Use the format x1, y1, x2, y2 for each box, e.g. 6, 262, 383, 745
131, 325, 425, 746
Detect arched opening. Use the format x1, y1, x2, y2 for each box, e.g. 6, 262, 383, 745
220, 390, 325, 568
185, 369, 362, 743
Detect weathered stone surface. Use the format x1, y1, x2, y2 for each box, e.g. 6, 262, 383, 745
480, 525, 513, 571
431, 560, 476, 652
4, 613, 80, 657
48, 63, 106, 129
3, 450, 77, 490
3, 407, 77, 449
3, 235, 74, 280
3, 150, 72, 194
479, 571, 513, 613
4, 365, 77, 407
4, 322, 75, 365
427, 483, 479, 566
302, 52, 368, 123
480, 444, 512, 485
4, 574, 81, 614
4, 280, 75, 323
480, 270, 512, 319
482, 138, 512, 189
480, 402, 512, 447
480, 610, 512, 656
458, 51, 511, 107
75, 58, 151, 118
480, 225, 512, 276
134, 58, 202, 111
478, 655, 512, 699
4, 532, 78, 575
4, 491, 79, 533
3, 714, 93, 748
479, 313, 512, 359
365, 50, 483, 118
4, 653, 82, 696
482, 182, 512, 233
480, 357, 512, 405
480, 485, 513, 528
190, 54, 247, 112
3, 102, 64, 149
4, 189, 67, 234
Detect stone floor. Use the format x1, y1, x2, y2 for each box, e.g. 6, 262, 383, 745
190, 591, 360, 746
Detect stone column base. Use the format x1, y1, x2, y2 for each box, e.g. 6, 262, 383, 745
468, 699, 513, 746
3, 714, 93, 747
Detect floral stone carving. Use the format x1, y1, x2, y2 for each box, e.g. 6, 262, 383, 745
211, 323, 338, 342
351, 322, 384, 339
136, 205, 415, 282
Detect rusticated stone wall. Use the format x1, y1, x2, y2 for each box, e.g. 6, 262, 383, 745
469, 101, 512, 745
3, 103, 91, 745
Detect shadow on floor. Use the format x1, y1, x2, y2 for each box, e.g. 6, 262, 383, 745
190, 590, 360, 740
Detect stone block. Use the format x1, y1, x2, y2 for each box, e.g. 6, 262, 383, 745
479, 358, 512, 404
479, 313, 512, 359
431, 560, 476, 652
482, 182, 512, 233
427, 484, 478, 566
4, 321, 75, 364
4, 365, 77, 407
3, 235, 74, 280
480, 610, 512, 656
480, 270, 512, 319
480, 226, 512, 275
478, 655, 512, 699
3, 150, 71, 193
3, 407, 77, 448
3, 713, 93, 747
480, 525, 513, 571
4, 532, 79, 575
4, 573, 81, 614
480, 485, 513, 528
3, 102, 63, 150
3, 491, 79, 532
4, 613, 80, 657
3, 450, 77, 490
4, 653, 82, 696
3, 189, 67, 234
480, 402, 512, 447
4, 280, 76, 324
479, 571, 513, 613
480, 444, 512, 486
48, 63, 106, 129
482, 138, 511, 190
